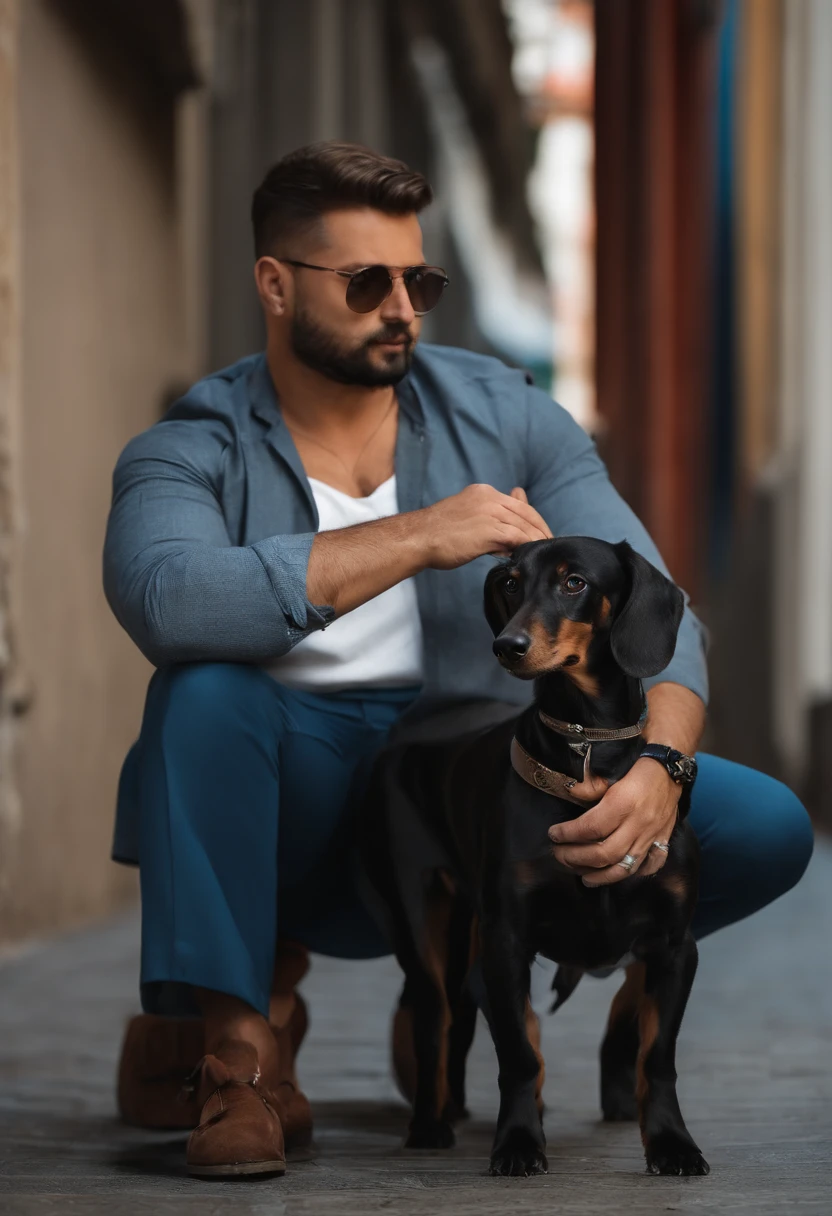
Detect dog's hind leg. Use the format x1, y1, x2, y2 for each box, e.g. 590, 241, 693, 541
397, 872, 456, 1150
600, 962, 644, 1122
637, 932, 709, 1176
443, 902, 477, 1123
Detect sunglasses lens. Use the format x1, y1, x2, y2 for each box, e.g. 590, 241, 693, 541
404, 268, 448, 314
345, 265, 392, 313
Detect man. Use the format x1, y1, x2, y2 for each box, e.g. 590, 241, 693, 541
105, 142, 812, 1178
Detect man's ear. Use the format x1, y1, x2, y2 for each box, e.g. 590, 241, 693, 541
254, 256, 288, 317
483, 564, 514, 637
610, 543, 685, 678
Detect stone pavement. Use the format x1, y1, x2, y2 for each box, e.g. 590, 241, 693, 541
1, 841, 831, 1216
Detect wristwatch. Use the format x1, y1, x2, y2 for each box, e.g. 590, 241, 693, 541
640, 744, 698, 786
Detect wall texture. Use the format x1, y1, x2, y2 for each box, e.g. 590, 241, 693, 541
0, 0, 192, 943
0, 0, 25, 937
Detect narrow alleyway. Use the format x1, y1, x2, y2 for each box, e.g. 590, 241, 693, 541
2, 842, 830, 1215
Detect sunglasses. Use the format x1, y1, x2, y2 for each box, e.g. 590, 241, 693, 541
281, 260, 449, 316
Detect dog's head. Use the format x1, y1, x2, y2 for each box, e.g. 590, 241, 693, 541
483, 537, 684, 687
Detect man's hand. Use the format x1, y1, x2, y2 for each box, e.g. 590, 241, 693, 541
420, 484, 552, 569
548, 758, 682, 885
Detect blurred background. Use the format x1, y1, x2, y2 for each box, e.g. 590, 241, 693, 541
0, 0, 830, 951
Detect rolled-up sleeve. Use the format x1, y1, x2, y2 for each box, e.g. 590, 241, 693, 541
523, 385, 709, 704
103, 423, 332, 667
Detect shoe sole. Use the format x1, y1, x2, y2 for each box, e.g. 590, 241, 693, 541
187, 1159, 287, 1178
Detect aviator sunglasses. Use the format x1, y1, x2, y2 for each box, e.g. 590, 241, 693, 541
281, 260, 450, 316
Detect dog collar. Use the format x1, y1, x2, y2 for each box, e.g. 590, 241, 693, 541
510, 737, 601, 807
511, 707, 646, 806
537, 707, 647, 743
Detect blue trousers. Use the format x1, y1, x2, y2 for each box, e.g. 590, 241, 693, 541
132, 663, 814, 1018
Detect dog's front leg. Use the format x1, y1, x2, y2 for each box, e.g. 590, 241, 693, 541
480, 918, 547, 1177
638, 932, 709, 1176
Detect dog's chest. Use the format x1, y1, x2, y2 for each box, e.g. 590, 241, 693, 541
526, 882, 646, 969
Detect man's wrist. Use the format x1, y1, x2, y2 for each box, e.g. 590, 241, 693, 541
634, 753, 678, 786
397, 508, 434, 575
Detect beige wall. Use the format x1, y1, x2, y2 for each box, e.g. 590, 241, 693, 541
0, 0, 194, 942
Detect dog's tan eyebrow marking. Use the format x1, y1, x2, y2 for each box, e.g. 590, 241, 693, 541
556, 561, 569, 577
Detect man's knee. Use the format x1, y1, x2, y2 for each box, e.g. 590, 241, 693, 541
723, 774, 815, 903
153, 662, 273, 736
753, 779, 814, 896
695, 756, 814, 913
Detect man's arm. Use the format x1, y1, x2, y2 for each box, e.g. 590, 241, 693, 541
643, 681, 706, 755
306, 483, 551, 615
104, 422, 551, 666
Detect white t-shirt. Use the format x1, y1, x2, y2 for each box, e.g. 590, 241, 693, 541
267, 475, 424, 691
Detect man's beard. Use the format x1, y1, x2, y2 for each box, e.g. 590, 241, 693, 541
290, 309, 415, 387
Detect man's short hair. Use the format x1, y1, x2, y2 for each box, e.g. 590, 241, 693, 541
251, 141, 433, 259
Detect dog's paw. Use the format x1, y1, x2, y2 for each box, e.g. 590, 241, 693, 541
645, 1132, 709, 1176
405, 1117, 455, 1150
489, 1128, 548, 1177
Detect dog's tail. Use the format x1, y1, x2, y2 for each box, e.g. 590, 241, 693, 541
549, 964, 584, 1014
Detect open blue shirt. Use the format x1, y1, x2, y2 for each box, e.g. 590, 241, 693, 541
104, 345, 708, 709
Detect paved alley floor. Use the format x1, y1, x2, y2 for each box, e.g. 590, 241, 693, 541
2, 840, 831, 1216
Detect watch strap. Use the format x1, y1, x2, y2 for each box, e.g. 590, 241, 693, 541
640, 743, 698, 787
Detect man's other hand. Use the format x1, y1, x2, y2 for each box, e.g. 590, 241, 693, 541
547, 759, 681, 885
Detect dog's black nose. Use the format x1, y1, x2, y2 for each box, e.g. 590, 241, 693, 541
493, 632, 531, 662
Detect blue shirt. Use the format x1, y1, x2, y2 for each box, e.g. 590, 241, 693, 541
104, 345, 708, 708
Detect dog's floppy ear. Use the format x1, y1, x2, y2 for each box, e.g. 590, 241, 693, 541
484, 563, 514, 637
610, 542, 685, 678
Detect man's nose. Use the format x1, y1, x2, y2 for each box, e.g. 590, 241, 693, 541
493, 631, 531, 662
380, 275, 416, 324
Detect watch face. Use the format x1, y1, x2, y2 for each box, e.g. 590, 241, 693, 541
669, 753, 697, 784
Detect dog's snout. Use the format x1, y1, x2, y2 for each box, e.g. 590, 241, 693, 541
493, 632, 531, 662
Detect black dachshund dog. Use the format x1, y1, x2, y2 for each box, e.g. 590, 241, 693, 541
361, 536, 708, 1178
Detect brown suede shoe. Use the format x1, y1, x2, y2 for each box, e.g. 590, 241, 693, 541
117, 1013, 205, 1129
186, 1040, 286, 1177
116, 942, 313, 1146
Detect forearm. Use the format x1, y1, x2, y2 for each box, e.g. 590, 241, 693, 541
306, 482, 553, 617
306, 513, 427, 617
643, 682, 706, 755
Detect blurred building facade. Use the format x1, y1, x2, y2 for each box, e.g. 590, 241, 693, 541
592, 0, 832, 826
0, 0, 200, 945
725, 0, 832, 824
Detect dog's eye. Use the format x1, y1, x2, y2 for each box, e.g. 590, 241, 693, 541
504, 577, 520, 594
565, 574, 587, 594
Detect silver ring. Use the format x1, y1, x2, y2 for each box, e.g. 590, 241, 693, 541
617, 853, 638, 872
651, 840, 670, 854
